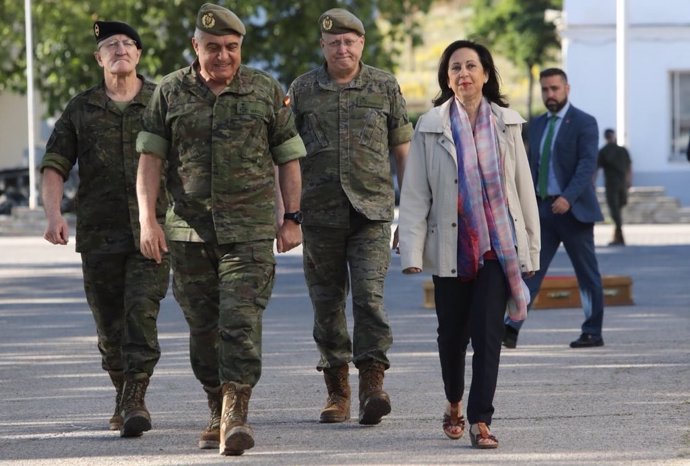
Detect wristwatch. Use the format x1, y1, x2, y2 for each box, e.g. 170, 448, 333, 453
283, 210, 303, 225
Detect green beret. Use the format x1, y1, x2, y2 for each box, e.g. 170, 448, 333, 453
196, 3, 246, 36
319, 8, 365, 36
93, 20, 142, 49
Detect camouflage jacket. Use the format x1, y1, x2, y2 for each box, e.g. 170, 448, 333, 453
137, 63, 306, 244
288, 63, 413, 227
41, 77, 166, 253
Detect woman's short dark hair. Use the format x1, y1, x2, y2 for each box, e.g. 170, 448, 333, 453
432, 39, 508, 108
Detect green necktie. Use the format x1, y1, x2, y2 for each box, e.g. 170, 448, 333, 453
538, 115, 558, 199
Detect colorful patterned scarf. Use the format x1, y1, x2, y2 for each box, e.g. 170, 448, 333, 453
450, 98, 528, 320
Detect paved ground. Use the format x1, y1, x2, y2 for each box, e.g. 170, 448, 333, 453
1, 225, 689, 465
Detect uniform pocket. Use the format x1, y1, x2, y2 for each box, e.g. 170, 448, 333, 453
302, 112, 329, 154
358, 109, 385, 154
251, 241, 276, 309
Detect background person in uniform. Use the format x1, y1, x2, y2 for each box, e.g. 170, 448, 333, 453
288, 8, 412, 426
40, 21, 170, 438
136, 3, 305, 456
398, 40, 539, 449
597, 128, 632, 246
503, 68, 605, 349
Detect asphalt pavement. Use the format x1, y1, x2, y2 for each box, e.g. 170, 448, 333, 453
1, 224, 689, 465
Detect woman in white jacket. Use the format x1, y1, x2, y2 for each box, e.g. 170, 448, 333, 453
398, 40, 539, 449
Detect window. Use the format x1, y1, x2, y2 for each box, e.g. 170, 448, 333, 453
670, 71, 690, 160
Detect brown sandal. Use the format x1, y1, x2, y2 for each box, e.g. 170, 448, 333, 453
469, 422, 498, 449
442, 403, 465, 440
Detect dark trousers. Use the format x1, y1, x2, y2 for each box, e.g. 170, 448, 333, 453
433, 260, 508, 425
81, 250, 170, 377
507, 199, 605, 336
605, 182, 627, 230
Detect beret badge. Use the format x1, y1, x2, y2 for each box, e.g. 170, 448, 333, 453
322, 16, 333, 31
94, 24, 100, 38
202, 13, 216, 29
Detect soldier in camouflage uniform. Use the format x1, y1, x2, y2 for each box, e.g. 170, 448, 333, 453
136, 3, 305, 456
288, 8, 413, 426
40, 21, 170, 438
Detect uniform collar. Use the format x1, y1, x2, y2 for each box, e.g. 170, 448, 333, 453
184, 61, 253, 97
317, 61, 368, 90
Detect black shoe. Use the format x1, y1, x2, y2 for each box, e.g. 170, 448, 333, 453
569, 333, 604, 348
502, 325, 519, 349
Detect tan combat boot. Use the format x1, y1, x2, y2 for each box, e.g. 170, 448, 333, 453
120, 374, 151, 437
319, 365, 351, 423
198, 385, 222, 449
358, 360, 391, 425
219, 382, 254, 456
108, 371, 124, 431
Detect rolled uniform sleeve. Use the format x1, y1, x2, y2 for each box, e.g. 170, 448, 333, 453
41, 106, 77, 179
136, 131, 169, 160
136, 84, 171, 159
269, 88, 306, 165
387, 83, 413, 147
272, 134, 306, 165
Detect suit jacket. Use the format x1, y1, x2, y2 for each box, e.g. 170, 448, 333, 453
528, 105, 603, 223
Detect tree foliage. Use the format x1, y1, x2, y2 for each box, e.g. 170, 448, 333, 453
0, 0, 431, 116
468, 0, 562, 118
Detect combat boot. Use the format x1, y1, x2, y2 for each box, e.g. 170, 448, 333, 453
358, 360, 391, 425
120, 374, 151, 438
107, 371, 124, 431
199, 385, 222, 449
319, 365, 351, 423
219, 382, 254, 456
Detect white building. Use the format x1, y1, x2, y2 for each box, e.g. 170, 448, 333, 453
561, 0, 690, 204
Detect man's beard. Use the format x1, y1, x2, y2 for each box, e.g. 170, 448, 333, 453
545, 98, 567, 113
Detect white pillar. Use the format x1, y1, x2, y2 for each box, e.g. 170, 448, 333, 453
24, 0, 37, 209
616, 0, 628, 146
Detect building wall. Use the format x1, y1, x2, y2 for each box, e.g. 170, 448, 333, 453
0, 92, 48, 171
562, 0, 690, 205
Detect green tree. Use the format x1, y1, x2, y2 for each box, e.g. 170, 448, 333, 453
469, 0, 562, 119
0, 0, 431, 117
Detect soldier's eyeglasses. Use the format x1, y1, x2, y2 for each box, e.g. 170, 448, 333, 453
326, 39, 359, 49
99, 39, 137, 51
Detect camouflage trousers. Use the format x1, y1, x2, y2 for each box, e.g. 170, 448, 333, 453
81, 250, 170, 377
302, 218, 393, 371
168, 240, 275, 388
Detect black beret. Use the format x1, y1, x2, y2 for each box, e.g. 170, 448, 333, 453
93, 21, 142, 49
319, 8, 365, 36
196, 3, 246, 36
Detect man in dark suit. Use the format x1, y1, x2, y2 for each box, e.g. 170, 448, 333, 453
503, 68, 605, 349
